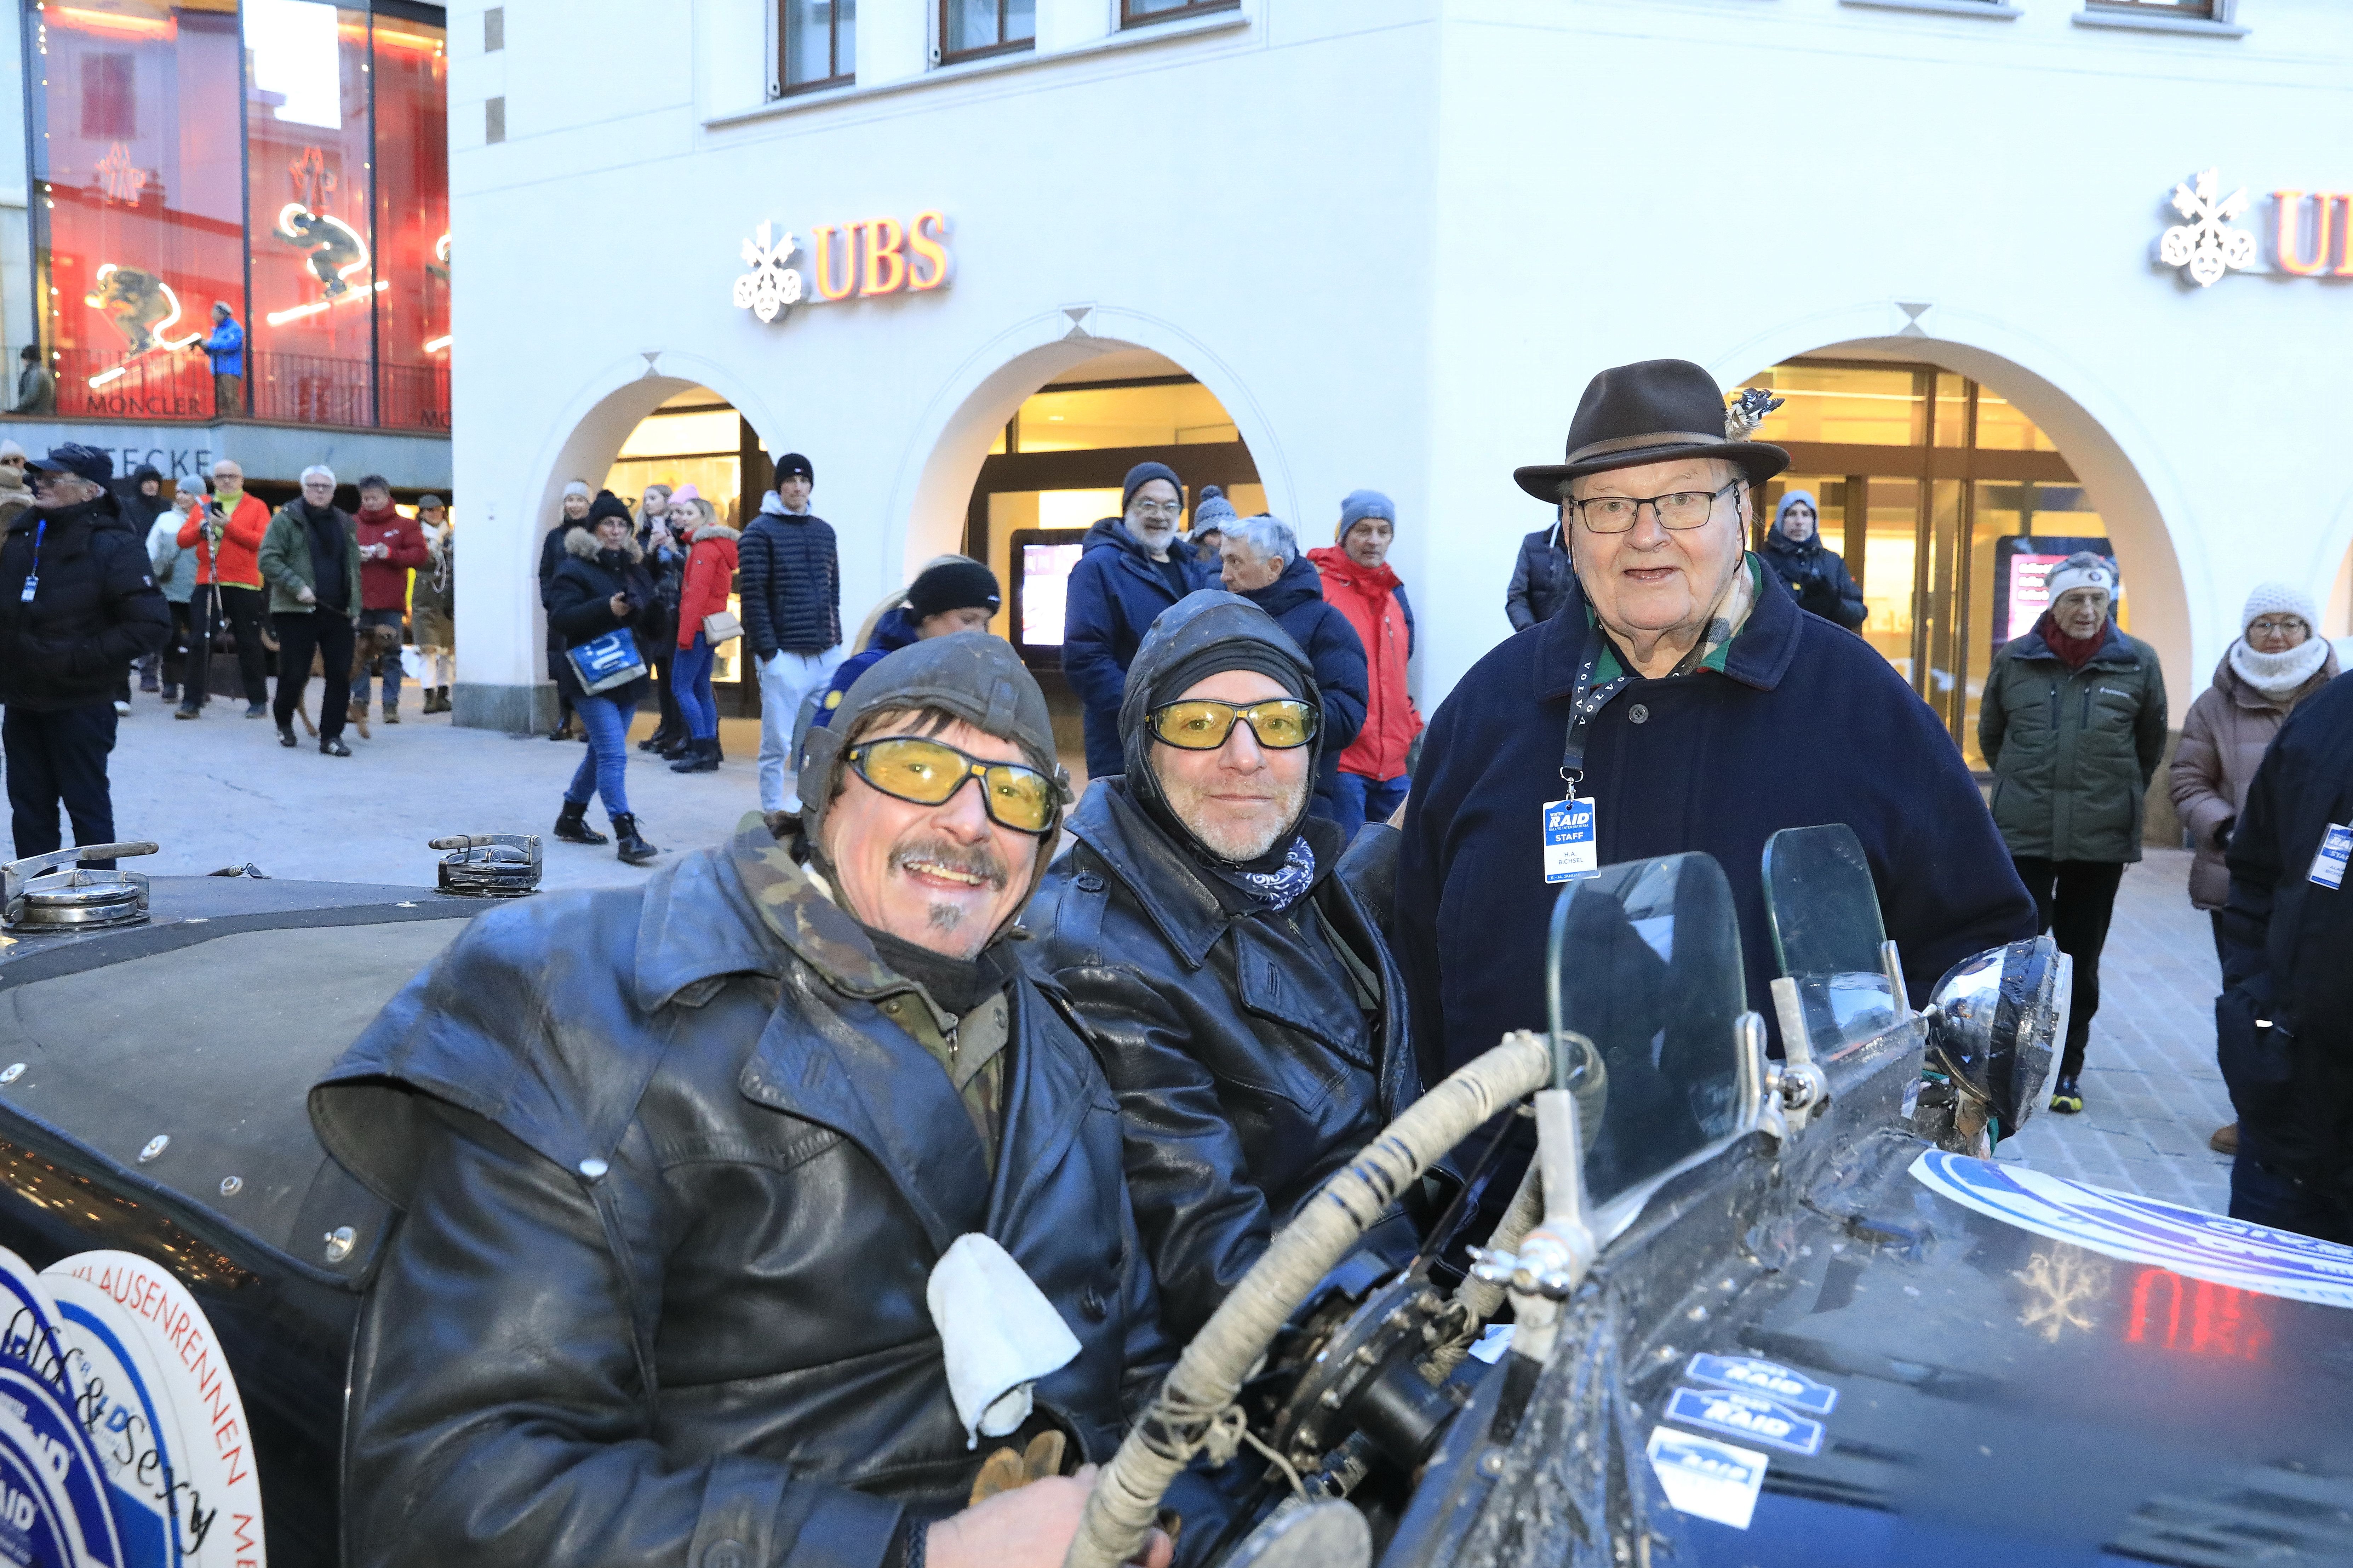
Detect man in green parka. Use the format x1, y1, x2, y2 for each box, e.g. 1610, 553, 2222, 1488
1980, 550, 2168, 1116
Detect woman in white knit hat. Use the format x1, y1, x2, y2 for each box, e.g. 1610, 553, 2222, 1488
2169, 581, 2341, 1156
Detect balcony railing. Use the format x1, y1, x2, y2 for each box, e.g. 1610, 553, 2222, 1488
19, 346, 450, 431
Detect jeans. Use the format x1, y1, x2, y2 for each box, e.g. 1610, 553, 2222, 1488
757, 647, 839, 812
565, 693, 632, 820
273, 609, 356, 740
2010, 856, 2126, 1079
2230, 1140, 2353, 1244
357, 607, 407, 707
4, 701, 119, 863
1331, 772, 1411, 846
217, 585, 268, 705
674, 635, 720, 740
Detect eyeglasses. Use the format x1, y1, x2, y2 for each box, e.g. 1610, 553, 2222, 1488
1568, 480, 1742, 534
2248, 618, 2307, 638
1146, 698, 1318, 751
843, 736, 1058, 835
1130, 501, 1183, 520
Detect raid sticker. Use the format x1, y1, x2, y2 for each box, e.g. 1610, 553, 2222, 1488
0, 1403, 91, 1568
0, 1248, 127, 1568
1665, 1386, 1825, 1457
1911, 1149, 2353, 1310
1685, 1354, 1839, 1417
1541, 797, 1598, 885
2311, 824, 2350, 891
1646, 1427, 1768, 1530
49, 1274, 188, 1568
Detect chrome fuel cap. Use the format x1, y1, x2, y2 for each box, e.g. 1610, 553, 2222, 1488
432, 834, 543, 898
1, 843, 159, 932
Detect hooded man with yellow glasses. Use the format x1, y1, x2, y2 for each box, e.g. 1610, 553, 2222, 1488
1026, 591, 1423, 1341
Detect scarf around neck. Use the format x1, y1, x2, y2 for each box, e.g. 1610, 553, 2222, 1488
2229, 635, 2331, 703
2037, 613, 2107, 671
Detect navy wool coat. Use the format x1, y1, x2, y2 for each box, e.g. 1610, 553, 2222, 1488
1234, 554, 1368, 823
1062, 519, 1200, 779
1395, 561, 2035, 1086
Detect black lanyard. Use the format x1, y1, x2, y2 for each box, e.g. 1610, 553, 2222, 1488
1558, 617, 1633, 791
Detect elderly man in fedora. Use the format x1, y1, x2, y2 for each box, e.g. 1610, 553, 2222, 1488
1396, 359, 2034, 1132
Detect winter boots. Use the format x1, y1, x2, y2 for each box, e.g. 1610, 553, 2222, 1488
382, 699, 401, 725
669, 736, 721, 774
420, 686, 451, 715
612, 814, 659, 866
554, 799, 609, 846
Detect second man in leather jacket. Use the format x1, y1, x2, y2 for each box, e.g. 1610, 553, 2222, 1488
1026, 592, 1421, 1342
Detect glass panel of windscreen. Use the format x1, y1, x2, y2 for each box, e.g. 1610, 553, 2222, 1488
1762, 824, 1898, 1057
1550, 853, 1746, 1207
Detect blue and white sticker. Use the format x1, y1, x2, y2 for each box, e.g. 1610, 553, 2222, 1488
1541, 798, 1598, 885
1911, 1149, 2353, 1309
0, 1249, 126, 1568
1685, 1354, 1839, 1417
1665, 1386, 1824, 1457
0, 1403, 90, 1568
1645, 1427, 1768, 1530
49, 1275, 185, 1568
2311, 824, 2350, 891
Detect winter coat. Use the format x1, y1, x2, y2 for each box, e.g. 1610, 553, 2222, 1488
811, 606, 921, 731
311, 819, 1174, 1568
1758, 526, 1865, 631
410, 529, 454, 647
1980, 618, 2168, 865
676, 524, 740, 651
258, 501, 364, 618
177, 492, 269, 588
202, 314, 243, 377
12, 363, 55, 416
1397, 561, 2035, 1091
1308, 545, 1420, 782
146, 511, 196, 604
1505, 522, 1574, 631
1026, 780, 1418, 1342
0, 494, 170, 710
2217, 672, 2353, 1194
118, 467, 170, 534
636, 517, 685, 651
2170, 648, 2342, 910
1063, 518, 1201, 778
353, 506, 428, 613
1233, 554, 1368, 822
739, 504, 842, 659
545, 530, 658, 709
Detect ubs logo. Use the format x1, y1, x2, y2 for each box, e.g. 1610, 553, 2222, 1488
733, 212, 952, 325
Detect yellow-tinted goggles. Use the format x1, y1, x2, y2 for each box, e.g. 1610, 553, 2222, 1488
843, 737, 1058, 835
1145, 698, 1318, 752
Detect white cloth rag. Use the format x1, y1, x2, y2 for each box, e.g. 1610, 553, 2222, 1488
926, 1234, 1082, 1449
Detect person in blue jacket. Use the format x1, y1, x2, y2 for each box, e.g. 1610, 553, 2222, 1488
1061, 461, 1196, 779
1215, 514, 1367, 823
1396, 357, 2035, 1114
808, 556, 1002, 733
1759, 489, 1865, 630
202, 302, 244, 418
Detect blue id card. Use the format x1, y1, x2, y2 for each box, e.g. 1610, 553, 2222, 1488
2312, 824, 2351, 891
1542, 797, 1597, 884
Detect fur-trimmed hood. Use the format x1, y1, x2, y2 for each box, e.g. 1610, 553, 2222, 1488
564, 526, 643, 564
688, 523, 741, 545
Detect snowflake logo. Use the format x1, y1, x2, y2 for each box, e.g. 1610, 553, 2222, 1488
732, 222, 805, 324
2159, 169, 2257, 288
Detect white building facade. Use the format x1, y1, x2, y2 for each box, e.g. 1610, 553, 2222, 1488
450, 0, 2353, 798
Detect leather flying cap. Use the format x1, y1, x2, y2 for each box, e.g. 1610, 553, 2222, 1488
27, 443, 114, 484
1513, 358, 1789, 502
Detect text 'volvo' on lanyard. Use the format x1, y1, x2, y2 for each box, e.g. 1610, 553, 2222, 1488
1543, 618, 1631, 885
18, 518, 45, 603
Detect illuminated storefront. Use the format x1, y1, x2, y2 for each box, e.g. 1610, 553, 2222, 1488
22, 0, 447, 432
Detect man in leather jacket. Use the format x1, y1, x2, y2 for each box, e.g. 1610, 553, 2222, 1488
312, 634, 1182, 1568
1026, 592, 1421, 1341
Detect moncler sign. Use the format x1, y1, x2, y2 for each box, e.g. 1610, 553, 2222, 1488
733, 211, 953, 323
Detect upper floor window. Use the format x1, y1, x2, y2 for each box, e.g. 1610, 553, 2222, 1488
1122, 0, 1240, 25
2084, 0, 2221, 14
781, 0, 855, 94
940, 0, 1034, 64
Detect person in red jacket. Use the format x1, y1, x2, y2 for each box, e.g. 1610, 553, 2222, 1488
668, 487, 740, 774
181, 457, 274, 717
350, 474, 428, 725
1308, 488, 1422, 843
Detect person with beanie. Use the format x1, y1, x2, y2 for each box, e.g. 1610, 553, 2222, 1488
258, 464, 365, 756
538, 479, 595, 742
1062, 459, 1197, 779
739, 451, 843, 810
546, 491, 661, 863
666, 489, 739, 775
808, 556, 1001, 733
1026, 590, 1422, 1341
189, 457, 274, 717
1310, 488, 1423, 841
1981, 550, 2169, 1115
1216, 514, 1367, 822
1758, 490, 1865, 631
1186, 483, 1239, 588
0, 441, 32, 528
2170, 582, 2341, 1157
147, 475, 204, 708
408, 497, 456, 714
352, 474, 427, 725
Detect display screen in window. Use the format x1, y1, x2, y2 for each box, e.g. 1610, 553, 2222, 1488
1020, 541, 1086, 647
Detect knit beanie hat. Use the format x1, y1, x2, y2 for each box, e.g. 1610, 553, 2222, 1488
2044, 551, 2117, 601
0, 440, 23, 462
586, 490, 632, 527
774, 452, 815, 483
906, 558, 1002, 620
2241, 580, 2320, 636
1122, 461, 1183, 512
1193, 485, 1238, 534
562, 479, 590, 499
1336, 488, 1395, 542
176, 473, 208, 497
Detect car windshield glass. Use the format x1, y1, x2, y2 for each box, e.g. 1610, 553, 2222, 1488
1550, 853, 1746, 1206
1763, 824, 1899, 1058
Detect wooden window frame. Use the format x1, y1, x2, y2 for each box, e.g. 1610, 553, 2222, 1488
1120, 0, 1241, 28
938, 0, 1035, 65
778, 0, 855, 97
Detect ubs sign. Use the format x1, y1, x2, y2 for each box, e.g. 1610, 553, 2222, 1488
2159, 168, 2353, 287
732, 212, 952, 323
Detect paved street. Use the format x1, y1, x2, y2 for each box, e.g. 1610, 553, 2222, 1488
93, 685, 2238, 1212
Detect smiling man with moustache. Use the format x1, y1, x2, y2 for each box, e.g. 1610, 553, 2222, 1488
1027, 592, 1421, 1341
315, 633, 1197, 1568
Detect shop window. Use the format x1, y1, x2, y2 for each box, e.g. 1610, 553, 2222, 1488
605, 392, 751, 687
1009, 379, 1237, 452
80, 53, 137, 139
940, 0, 1034, 64
1122, 0, 1241, 26
373, 11, 450, 430
781, 0, 854, 93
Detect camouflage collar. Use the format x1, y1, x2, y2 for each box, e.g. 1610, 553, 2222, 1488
724, 813, 917, 1001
